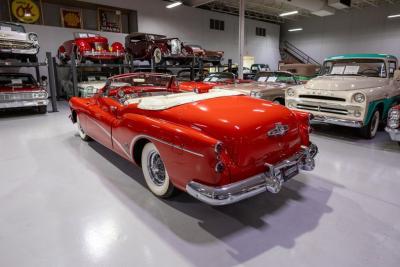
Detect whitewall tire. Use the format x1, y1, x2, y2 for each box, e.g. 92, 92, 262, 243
141, 142, 175, 198
153, 48, 162, 64
360, 109, 380, 139
76, 115, 90, 141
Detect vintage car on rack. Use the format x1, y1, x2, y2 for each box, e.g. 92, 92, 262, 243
285, 54, 400, 139
125, 32, 193, 65
0, 73, 48, 113
178, 72, 250, 92
185, 44, 224, 66
57, 32, 125, 64
279, 63, 318, 83
217, 71, 299, 105
0, 21, 39, 63
68, 72, 318, 205
385, 105, 400, 145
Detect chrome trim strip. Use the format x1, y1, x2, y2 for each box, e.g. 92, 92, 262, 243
129, 134, 205, 160
186, 143, 318, 206
312, 115, 363, 128
0, 99, 48, 109
385, 127, 400, 141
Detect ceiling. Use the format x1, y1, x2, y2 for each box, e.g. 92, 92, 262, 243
182, 0, 400, 24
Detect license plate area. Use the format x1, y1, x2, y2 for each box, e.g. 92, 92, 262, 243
282, 163, 299, 181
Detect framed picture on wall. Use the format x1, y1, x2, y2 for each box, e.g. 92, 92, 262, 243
60, 8, 82, 29
98, 8, 122, 33
9, 0, 43, 24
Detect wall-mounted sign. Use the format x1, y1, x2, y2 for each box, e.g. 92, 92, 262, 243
10, 0, 41, 24
60, 8, 82, 29
98, 8, 122, 33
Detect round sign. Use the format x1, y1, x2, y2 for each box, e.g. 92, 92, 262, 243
11, 0, 40, 24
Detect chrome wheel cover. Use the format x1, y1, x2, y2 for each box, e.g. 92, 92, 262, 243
146, 150, 166, 186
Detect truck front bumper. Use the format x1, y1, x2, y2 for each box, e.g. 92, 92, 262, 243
0, 99, 48, 109
312, 115, 364, 128
186, 143, 318, 206
385, 127, 400, 142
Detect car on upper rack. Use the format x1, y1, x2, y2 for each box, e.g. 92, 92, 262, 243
285, 54, 400, 139
57, 32, 125, 64
0, 21, 39, 63
0, 73, 48, 113
216, 71, 300, 105
178, 72, 251, 92
124, 32, 193, 65
68, 72, 318, 205
385, 104, 400, 145
186, 44, 224, 66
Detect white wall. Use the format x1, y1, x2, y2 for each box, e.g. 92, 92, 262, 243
22, 0, 280, 69
282, 3, 400, 64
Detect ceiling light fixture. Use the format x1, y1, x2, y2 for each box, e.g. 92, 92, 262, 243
288, 28, 303, 32
388, 14, 400, 19
279, 11, 299, 17
166, 1, 182, 9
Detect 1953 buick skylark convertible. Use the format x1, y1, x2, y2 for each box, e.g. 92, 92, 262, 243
285, 54, 400, 139
69, 73, 318, 205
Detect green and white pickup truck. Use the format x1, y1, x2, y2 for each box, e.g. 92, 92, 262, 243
285, 54, 400, 139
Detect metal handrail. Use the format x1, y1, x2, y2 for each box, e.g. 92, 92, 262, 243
281, 40, 321, 66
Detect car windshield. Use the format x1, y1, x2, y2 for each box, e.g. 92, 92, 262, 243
0, 22, 25, 33
74, 32, 99, 38
203, 73, 234, 82
109, 73, 172, 87
255, 72, 297, 84
0, 74, 35, 86
321, 59, 387, 78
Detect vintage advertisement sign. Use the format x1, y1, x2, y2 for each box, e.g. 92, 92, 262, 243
10, 0, 41, 24
98, 8, 122, 33
61, 8, 82, 29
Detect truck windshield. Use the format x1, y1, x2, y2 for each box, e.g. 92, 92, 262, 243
0, 22, 25, 33
321, 59, 387, 78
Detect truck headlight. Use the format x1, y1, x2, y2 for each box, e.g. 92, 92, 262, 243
250, 91, 261, 98
287, 88, 295, 97
388, 109, 400, 129
353, 93, 365, 103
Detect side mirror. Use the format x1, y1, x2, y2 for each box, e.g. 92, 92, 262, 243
394, 70, 400, 81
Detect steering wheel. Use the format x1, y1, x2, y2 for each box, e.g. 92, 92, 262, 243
359, 68, 380, 76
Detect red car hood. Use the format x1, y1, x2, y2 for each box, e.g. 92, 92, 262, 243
154, 95, 303, 174
0, 86, 42, 93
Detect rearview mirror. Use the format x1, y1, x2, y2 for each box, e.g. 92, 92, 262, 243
394, 70, 400, 81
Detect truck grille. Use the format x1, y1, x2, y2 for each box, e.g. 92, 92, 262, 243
297, 104, 348, 115
299, 95, 346, 102
0, 93, 35, 102
0, 39, 33, 50
94, 42, 107, 51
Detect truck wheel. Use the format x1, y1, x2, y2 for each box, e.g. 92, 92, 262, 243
153, 48, 162, 65
76, 115, 91, 141
37, 105, 47, 114
359, 109, 380, 139
141, 142, 175, 198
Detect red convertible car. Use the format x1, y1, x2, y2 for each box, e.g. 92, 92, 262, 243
58, 32, 125, 64
69, 73, 318, 205
178, 72, 251, 92
386, 105, 400, 145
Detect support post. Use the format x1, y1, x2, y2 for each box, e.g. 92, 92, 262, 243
238, 0, 245, 79
35, 65, 40, 81
46, 52, 58, 112
70, 52, 78, 97
190, 56, 195, 81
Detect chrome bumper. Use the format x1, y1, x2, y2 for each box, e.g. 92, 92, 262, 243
385, 127, 400, 141
0, 99, 48, 109
82, 51, 124, 57
0, 47, 38, 55
312, 115, 364, 128
186, 143, 318, 206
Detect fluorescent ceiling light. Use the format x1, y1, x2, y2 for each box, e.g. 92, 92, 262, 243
279, 11, 298, 17
166, 1, 182, 8
388, 14, 400, 18
288, 28, 303, 32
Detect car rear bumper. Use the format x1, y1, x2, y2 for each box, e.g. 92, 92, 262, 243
385, 127, 400, 141
186, 143, 318, 206
0, 99, 49, 109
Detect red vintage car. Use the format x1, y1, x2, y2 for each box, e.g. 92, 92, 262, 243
125, 33, 193, 65
58, 32, 125, 64
178, 72, 251, 92
0, 73, 48, 113
386, 105, 400, 145
186, 44, 224, 66
69, 73, 318, 205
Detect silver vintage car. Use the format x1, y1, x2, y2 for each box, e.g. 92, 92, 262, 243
0, 21, 39, 63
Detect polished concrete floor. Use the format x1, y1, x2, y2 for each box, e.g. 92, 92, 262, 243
1, 102, 400, 267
